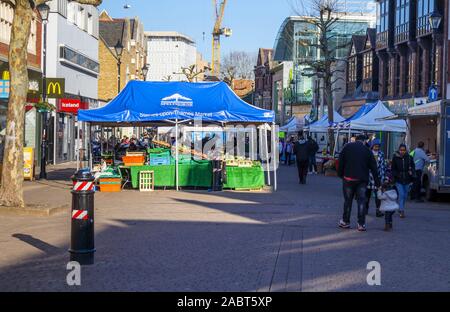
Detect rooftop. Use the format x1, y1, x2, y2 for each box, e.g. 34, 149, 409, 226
144, 31, 195, 44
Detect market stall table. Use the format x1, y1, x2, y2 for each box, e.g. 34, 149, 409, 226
223, 165, 265, 190
129, 160, 212, 188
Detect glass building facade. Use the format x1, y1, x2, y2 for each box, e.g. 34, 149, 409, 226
273, 15, 374, 106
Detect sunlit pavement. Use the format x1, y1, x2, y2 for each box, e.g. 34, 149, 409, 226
0, 165, 449, 291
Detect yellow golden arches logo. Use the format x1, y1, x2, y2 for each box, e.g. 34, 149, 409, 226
43, 78, 65, 98
47, 82, 62, 95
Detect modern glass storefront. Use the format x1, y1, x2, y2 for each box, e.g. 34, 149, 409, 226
273, 16, 374, 106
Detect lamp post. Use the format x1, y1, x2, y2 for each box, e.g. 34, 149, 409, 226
290, 79, 295, 117
37, 3, 50, 180
429, 10, 442, 88
141, 65, 149, 81
114, 40, 123, 94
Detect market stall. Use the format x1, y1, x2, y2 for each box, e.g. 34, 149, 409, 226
78, 81, 276, 191
333, 101, 407, 155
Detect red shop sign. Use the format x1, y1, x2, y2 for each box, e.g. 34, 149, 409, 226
58, 99, 82, 114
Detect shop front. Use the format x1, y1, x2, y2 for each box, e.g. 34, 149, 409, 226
406, 101, 441, 155
52, 97, 91, 164
0, 68, 42, 172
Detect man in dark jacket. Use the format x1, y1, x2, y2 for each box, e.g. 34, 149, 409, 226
338, 134, 381, 231
307, 136, 319, 174
293, 131, 311, 184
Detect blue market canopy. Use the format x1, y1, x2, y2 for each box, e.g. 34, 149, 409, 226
306, 111, 345, 133
78, 81, 275, 124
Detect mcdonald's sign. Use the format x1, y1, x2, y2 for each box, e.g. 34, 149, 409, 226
43, 78, 65, 99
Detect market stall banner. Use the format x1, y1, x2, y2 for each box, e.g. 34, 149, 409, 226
78, 81, 275, 123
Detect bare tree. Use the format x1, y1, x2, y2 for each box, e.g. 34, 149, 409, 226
174, 64, 210, 82
291, 0, 354, 153
220, 51, 256, 86
0, 0, 103, 209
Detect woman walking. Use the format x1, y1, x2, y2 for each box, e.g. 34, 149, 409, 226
391, 144, 415, 218
366, 139, 387, 217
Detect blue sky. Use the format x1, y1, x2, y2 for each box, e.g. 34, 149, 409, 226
100, 0, 296, 60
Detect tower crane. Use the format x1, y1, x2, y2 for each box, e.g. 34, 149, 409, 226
211, 0, 232, 77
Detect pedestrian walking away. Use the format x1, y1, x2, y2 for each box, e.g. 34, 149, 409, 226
391, 144, 415, 218
366, 139, 387, 218
411, 141, 430, 202
293, 131, 311, 184
285, 138, 293, 166
378, 184, 400, 231
337, 134, 381, 231
307, 136, 319, 174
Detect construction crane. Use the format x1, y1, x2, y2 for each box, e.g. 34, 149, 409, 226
211, 0, 232, 77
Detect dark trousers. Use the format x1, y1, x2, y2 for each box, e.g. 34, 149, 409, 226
297, 160, 309, 184
365, 188, 381, 215
308, 154, 317, 172
413, 170, 423, 200
385, 211, 395, 225
342, 180, 367, 225
285, 152, 291, 165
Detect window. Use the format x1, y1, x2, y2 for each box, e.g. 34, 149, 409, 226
363, 52, 373, 92
376, 0, 389, 33
60, 45, 99, 73
417, 0, 436, 35
87, 13, 93, 35
0, 2, 36, 54
395, 0, 410, 40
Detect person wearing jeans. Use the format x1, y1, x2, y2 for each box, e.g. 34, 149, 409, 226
342, 180, 367, 227
391, 144, 415, 218
411, 141, 429, 202
337, 135, 380, 231
395, 182, 410, 215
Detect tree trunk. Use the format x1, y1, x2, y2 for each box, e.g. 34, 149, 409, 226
324, 73, 335, 156
0, 0, 32, 208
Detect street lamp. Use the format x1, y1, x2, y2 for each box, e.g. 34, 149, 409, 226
290, 79, 295, 117
429, 10, 442, 88
37, 3, 50, 180
141, 65, 149, 81
114, 40, 123, 94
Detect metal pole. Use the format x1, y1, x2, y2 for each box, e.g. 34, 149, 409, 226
117, 58, 121, 94
76, 117, 79, 171
89, 124, 93, 170
272, 122, 277, 191
39, 21, 48, 180
175, 119, 179, 191
265, 125, 271, 186
431, 32, 436, 87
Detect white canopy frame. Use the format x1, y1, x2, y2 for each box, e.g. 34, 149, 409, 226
87, 119, 277, 192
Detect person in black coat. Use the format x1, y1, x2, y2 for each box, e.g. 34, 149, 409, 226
391, 144, 415, 218
293, 131, 311, 184
337, 134, 381, 231
307, 136, 319, 174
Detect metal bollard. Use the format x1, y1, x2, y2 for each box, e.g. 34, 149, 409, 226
69, 170, 96, 265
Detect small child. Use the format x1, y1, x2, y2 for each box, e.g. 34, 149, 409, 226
377, 184, 400, 231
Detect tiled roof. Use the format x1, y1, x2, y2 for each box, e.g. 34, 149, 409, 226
99, 19, 127, 47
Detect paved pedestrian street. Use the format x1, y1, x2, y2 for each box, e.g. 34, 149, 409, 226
0, 165, 449, 292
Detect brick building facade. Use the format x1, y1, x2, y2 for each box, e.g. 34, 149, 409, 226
376, 0, 447, 107
98, 11, 147, 104
254, 48, 273, 110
